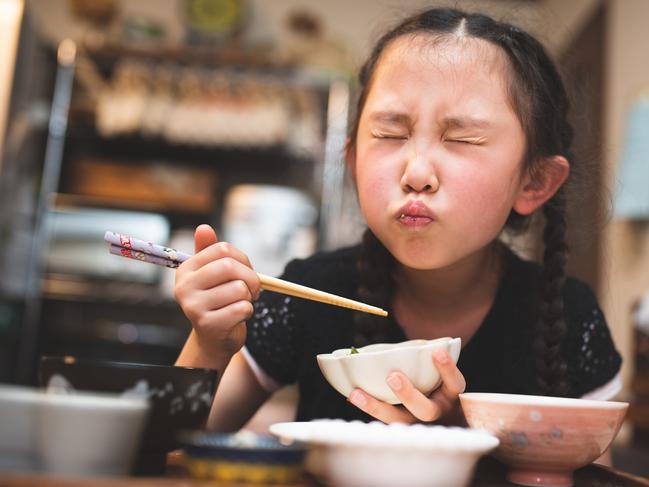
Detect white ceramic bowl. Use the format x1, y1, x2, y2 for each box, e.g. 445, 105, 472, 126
36, 391, 150, 477
317, 337, 461, 404
0, 384, 44, 472
270, 420, 499, 487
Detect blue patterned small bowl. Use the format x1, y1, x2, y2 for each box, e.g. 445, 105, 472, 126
179, 430, 306, 484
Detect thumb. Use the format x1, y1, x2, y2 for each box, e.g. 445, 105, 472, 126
194, 224, 218, 254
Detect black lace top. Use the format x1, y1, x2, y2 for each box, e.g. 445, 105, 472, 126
245, 245, 622, 422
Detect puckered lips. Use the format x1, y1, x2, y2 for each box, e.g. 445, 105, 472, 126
396, 200, 435, 227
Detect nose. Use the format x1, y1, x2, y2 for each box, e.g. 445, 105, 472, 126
400, 152, 439, 194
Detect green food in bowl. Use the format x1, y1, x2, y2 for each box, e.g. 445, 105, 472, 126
350, 347, 359, 355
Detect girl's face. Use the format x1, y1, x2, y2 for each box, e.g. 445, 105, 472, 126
353, 35, 528, 270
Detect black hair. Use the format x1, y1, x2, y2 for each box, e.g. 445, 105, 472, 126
350, 7, 572, 397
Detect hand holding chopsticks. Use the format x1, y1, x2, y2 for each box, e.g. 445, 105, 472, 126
104, 231, 388, 317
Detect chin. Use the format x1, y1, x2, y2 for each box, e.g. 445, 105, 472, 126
397, 255, 446, 271
387, 240, 449, 270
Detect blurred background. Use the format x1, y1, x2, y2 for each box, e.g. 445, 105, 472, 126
0, 0, 648, 476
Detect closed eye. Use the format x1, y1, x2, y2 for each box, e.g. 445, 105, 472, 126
372, 132, 408, 140
445, 138, 484, 145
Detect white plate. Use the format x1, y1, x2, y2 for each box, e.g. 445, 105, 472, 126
270, 419, 498, 451
270, 420, 499, 487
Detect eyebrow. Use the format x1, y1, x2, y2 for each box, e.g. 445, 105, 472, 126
443, 116, 493, 130
367, 111, 495, 130
367, 111, 411, 125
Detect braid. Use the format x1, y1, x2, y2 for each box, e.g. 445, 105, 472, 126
354, 229, 395, 346
534, 187, 570, 396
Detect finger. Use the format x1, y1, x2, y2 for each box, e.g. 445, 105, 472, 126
184, 241, 254, 273
195, 224, 218, 254
427, 388, 455, 413
433, 348, 466, 400
348, 389, 414, 424
192, 257, 260, 297
192, 300, 254, 332
194, 280, 254, 313
385, 371, 442, 422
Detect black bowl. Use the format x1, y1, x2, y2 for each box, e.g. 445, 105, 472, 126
39, 356, 218, 475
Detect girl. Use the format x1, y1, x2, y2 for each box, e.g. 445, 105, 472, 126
174, 7, 622, 430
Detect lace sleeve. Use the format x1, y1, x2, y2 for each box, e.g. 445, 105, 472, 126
563, 279, 623, 397
244, 261, 304, 386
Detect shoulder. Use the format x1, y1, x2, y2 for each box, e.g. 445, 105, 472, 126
503, 246, 622, 396
560, 278, 622, 396
503, 246, 605, 327
503, 247, 599, 308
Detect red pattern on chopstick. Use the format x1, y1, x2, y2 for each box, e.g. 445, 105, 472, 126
108, 243, 182, 268
104, 231, 191, 264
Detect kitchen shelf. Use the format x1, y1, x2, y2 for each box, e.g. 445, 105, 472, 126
83, 40, 301, 71
12, 38, 351, 383
41, 274, 174, 306
63, 127, 316, 182
53, 193, 212, 215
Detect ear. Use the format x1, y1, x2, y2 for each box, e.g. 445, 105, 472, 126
344, 137, 356, 177
513, 155, 570, 216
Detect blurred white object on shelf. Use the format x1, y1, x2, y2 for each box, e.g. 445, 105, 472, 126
45, 207, 169, 282
222, 184, 317, 277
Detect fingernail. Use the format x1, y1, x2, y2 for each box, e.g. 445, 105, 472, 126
349, 390, 367, 408
434, 349, 449, 365
386, 373, 402, 391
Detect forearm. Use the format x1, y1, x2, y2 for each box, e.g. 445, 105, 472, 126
206, 351, 270, 432
175, 330, 233, 374
176, 334, 267, 431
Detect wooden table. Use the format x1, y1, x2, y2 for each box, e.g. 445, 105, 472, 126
2, 456, 649, 487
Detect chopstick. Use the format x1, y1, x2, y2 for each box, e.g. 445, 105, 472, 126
104, 231, 388, 317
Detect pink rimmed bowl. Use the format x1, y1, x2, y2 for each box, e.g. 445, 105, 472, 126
459, 392, 628, 487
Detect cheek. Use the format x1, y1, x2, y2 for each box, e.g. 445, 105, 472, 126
356, 170, 390, 215
355, 152, 399, 208
454, 169, 520, 230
